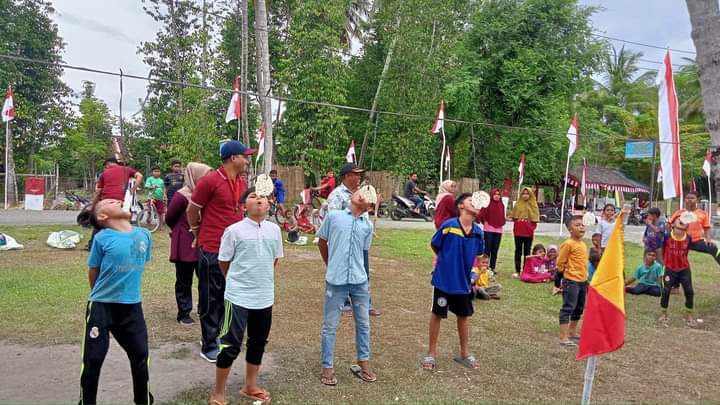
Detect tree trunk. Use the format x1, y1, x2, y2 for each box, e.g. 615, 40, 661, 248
687, 0, 720, 146
359, 23, 399, 166
240, 0, 250, 146
254, 0, 273, 174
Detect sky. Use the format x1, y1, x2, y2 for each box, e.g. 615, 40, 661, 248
50, 0, 697, 120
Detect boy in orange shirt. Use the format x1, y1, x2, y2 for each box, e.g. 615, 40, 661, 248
554, 216, 589, 347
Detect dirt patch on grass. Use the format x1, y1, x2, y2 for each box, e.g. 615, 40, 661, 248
0, 339, 275, 404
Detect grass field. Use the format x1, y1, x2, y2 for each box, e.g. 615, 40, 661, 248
2, 224, 720, 404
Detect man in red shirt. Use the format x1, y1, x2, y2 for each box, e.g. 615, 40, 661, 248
94, 157, 143, 203
187, 140, 255, 362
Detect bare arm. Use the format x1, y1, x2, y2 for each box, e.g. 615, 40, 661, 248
318, 238, 329, 265
219, 260, 230, 276
186, 203, 202, 246
131, 172, 143, 193
88, 268, 99, 289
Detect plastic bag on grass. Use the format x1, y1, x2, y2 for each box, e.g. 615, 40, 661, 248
47, 230, 82, 249
0, 233, 24, 250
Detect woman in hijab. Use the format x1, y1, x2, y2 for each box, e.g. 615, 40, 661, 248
165, 162, 213, 325
510, 187, 540, 278
476, 188, 506, 272
433, 180, 458, 229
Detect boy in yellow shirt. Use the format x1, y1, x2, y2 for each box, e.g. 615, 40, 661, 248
554, 215, 588, 347
470, 254, 501, 300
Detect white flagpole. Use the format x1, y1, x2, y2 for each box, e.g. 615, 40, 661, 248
709, 173, 713, 219
440, 126, 446, 184
4, 120, 8, 209
581, 356, 598, 405
559, 148, 572, 236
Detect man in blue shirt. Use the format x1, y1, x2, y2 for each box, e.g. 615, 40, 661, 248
422, 193, 484, 371
317, 188, 376, 386
80, 199, 153, 405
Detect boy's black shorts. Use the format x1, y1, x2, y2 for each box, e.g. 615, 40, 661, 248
431, 288, 474, 318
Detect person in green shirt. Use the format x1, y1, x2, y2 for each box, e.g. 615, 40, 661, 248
625, 249, 662, 297
144, 165, 166, 230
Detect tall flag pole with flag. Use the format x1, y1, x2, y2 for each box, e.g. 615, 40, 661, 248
656, 51, 683, 206
704, 151, 712, 217
225, 77, 242, 140
517, 153, 525, 200
430, 101, 446, 183
581, 158, 588, 207
2, 86, 15, 209
559, 114, 580, 235
577, 211, 626, 405
346, 140, 356, 163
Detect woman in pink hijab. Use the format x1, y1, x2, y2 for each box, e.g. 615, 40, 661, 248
433, 180, 458, 229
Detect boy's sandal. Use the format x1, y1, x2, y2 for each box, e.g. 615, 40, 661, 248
320, 373, 338, 386
239, 388, 271, 403
453, 355, 480, 369
421, 356, 435, 370
350, 364, 377, 382
208, 397, 227, 405
559, 340, 577, 347
569, 335, 581, 342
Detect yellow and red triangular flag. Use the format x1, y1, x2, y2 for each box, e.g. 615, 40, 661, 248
577, 212, 625, 360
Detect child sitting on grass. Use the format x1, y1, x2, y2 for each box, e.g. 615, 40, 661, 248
625, 249, 662, 297
296, 205, 318, 234
470, 254, 501, 300
545, 244, 559, 277
80, 199, 153, 405
520, 244, 553, 283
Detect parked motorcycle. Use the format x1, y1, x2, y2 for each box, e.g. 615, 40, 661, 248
389, 193, 435, 222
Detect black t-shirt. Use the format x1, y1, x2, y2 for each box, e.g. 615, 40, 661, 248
404, 180, 416, 197
164, 173, 185, 203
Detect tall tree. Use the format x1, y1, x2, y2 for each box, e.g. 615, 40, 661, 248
686, 0, 720, 146
254, 0, 273, 173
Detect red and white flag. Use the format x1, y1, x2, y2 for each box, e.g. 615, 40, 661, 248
703, 151, 712, 177
518, 154, 526, 186
430, 101, 444, 134
346, 140, 356, 163
657, 168, 663, 184
566, 113, 579, 157
2, 87, 15, 123
691, 178, 697, 193
656, 51, 682, 200
256, 124, 265, 162
225, 77, 241, 123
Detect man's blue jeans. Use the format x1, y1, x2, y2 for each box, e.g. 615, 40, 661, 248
408, 195, 424, 210
321, 281, 370, 368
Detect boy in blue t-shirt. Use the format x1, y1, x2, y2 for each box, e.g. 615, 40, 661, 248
80, 199, 153, 405
625, 249, 663, 297
422, 193, 484, 371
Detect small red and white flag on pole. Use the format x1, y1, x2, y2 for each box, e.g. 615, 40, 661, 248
430, 101, 444, 134
566, 113, 580, 157
703, 151, 712, 177
657, 168, 663, 184
518, 153, 526, 186
2, 87, 15, 122
225, 77, 241, 123
691, 178, 697, 193
346, 140, 356, 163
256, 124, 265, 162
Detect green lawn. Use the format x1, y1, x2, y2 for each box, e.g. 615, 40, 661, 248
1, 225, 720, 404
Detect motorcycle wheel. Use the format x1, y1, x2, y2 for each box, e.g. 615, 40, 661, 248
390, 208, 403, 221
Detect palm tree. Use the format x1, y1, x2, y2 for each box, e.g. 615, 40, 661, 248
341, 0, 372, 49
597, 45, 643, 106
675, 59, 704, 121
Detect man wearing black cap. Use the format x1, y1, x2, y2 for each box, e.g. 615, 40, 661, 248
326, 162, 381, 316
187, 140, 255, 362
